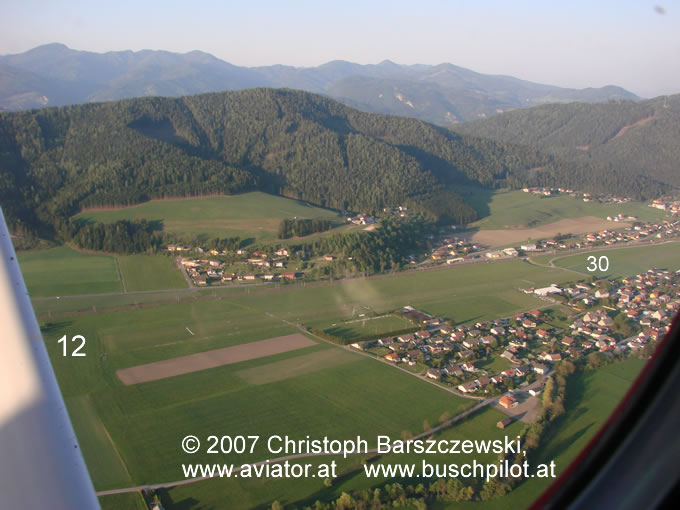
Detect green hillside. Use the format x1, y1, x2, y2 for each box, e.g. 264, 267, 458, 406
454, 94, 680, 189
1, 88, 666, 245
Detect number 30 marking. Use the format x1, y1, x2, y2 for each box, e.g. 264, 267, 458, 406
587, 255, 609, 272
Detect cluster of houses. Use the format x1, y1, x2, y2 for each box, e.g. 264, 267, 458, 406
382, 205, 410, 218
352, 269, 678, 396
430, 218, 680, 268
573, 220, 680, 247
430, 237, 480, 262
180, 247, 304, 286
521, 187, 633, 205
347, 213, 377, 226
650, 200, 680, 214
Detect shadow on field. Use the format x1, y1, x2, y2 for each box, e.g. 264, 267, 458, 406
324, 326, 354, 339
40, 320, 73, 334
147, 219, 164, 231
158, 488, 204, 510
459, 315, 482, 325
544, 422, 596, 462
458, 185, 494, 220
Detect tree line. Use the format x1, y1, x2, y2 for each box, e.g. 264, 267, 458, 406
278, 218, 334, 239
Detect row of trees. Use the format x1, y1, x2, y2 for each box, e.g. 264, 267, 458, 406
70, 219, 163, 253
278, 218, 334, 239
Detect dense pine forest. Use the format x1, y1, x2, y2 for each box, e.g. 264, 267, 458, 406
0, 88, 670, 244
454, 94, 680, 189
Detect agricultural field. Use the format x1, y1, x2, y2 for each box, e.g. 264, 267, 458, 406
32, 257, 571, 322
460, 187, 666, 231
532, 241, 680, 278
117, 255, 187, 291
18, 246, 122, 297
44, 295, 471, 489
99, 492, 147, 510
119, 360, 645, 510
34, 235, 649, 509
322, 313, 414, 340
74, 192, 344, 243
45, 257, 571, 490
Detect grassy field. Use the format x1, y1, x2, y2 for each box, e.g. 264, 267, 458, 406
45, 257, 574, 490
446, 358, 646, 510
31, 258, 571, 322
460, 187, 666, 231
323, 314, 414, 340
43, 245, 646, 507
117, 255, 187, 291
44, 297, 471, 488
99, 492, 147, 510
533, 241, 680, 279
143, 408, 521, 510
18, 246, 122, 297
127, 359, 645, 509
74, 192, 343, 243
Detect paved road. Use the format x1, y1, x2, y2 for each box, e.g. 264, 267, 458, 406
176, 257, 195, 288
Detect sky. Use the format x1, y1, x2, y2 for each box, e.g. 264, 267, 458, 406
2, 0, 679, 97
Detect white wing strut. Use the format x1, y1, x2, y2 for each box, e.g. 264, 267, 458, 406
0, 208, 100, 509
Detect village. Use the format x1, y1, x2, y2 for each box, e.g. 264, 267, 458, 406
167, 215, 680, 287
521, 186, 680, 215
350, 268, 679, 405
428, 218, 680, 265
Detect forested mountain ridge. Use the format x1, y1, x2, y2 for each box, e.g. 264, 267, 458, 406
453, 95, 680, 188
1, 44, 637, 124
0, 88, 667, 241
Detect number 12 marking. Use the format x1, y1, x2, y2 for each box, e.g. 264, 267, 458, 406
57, 335, 86, 357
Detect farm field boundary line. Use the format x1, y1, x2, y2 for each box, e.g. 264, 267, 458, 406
115, 256, 126, 293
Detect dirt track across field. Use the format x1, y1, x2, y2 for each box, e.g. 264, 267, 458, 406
462, 216, 624, 247
116, 334, 316, 385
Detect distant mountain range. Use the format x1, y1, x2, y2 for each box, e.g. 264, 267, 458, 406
0, 43, 638, 123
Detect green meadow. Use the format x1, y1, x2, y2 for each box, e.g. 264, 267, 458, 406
18, 246, 122, 297
460, 187, 665, 230
117, 254, 187, 291
31, 241, 647, 508
34, 257, 572, 324
18, 247, 186, 297
115, 360, 645, 510
99, 492, 147, 510
45, 257, 572, 490
44, 298, 471, 489
74, 192, 343, 242
323, 314, 414, 340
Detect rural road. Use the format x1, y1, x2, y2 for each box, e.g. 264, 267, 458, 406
176, 256, 195, 288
